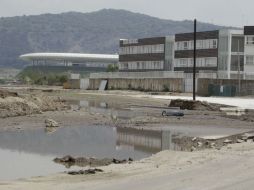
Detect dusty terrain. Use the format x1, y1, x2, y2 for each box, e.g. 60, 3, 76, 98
1, 86, 254, 190
1, 87, 253, 132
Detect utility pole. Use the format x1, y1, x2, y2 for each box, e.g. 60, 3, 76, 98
193, 19, 197, 101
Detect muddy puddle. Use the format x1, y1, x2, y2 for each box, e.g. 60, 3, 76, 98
68, 99, 158, 120
0, 125, 182, 181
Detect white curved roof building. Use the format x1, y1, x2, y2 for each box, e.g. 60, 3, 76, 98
20, 53, 119, 64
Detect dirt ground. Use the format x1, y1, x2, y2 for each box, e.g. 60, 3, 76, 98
1, 86, 254, 190
0, 87, 253, 131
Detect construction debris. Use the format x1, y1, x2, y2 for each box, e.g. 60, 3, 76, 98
169, 99, 223, 111
0, 90, 69, 118
54, 155, 133, 168
223, 139, 233, 144
67, 168, 103, 175
45, 119, 59, 128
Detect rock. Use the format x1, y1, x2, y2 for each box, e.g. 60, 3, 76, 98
237, 139, 244, 143
112, 158, 127, 164
192, 137, 197, 141
241, 136, 248, 141
242, 133, 254, 140
45, 118, 59, 127
128, 158, 133, 162
54, 155, 75, 163
210, 143, 216, 148
197, 142, 203, 147
223, 139, 232, 144
68, 168, 103, 175
191, 146, 196, 152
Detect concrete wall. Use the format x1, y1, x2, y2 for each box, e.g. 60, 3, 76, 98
67, 79, 80, 89
89, 78, 184, 92
80, 79, 90, 90
198, 78, 254, 96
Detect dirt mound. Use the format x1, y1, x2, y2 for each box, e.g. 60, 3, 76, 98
0, 93, 69, 118
0, 89, 18, 98
169, 99, 222, 111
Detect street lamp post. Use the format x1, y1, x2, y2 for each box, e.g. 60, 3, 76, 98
193, 19, 197, 101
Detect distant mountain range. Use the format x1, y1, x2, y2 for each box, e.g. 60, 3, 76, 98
0, 9, 226, 68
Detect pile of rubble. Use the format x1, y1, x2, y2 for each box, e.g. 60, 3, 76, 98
169, 99, 223, 111
184, 132, 254, 152
0, 90, 69, 118
54, 155, 133, 168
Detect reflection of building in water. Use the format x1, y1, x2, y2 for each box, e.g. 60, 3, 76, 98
116, 127, 180, 154
76, 100, 139, 120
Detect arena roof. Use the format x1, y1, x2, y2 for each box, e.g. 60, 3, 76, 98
20, 53, 119, 63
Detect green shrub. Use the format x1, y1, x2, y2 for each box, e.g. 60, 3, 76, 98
106, 64, 119, 72
163, 85, 170, 92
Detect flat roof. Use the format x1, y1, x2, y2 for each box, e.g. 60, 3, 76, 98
20, 53, 119, 63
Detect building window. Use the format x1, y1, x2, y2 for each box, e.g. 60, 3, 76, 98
231, 36, 244, 52
122, 39, 138, 45
196, 40, 203, 49
188, 58, 193, 67
123, 63, 128, 70
231, 55, 244, 71
212, 39, 217, 48
119, 44, 165, 55
176, 39, 217, 51
246, 56, 254, 65
180, 59, 188, 67
189, 41, 194, 50
174, 57, 217, 68
205, 57, 217, 67
183, 42, 188, 50
246, 36, 254, 45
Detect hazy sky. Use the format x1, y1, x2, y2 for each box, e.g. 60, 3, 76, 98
1, 0, 253, 27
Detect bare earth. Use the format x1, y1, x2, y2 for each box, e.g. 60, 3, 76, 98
1, 87, 254, 190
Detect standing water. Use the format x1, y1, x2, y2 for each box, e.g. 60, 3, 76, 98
0, 125, 175, 181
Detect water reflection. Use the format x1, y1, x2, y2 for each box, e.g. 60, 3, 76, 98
0, 125, 178, 180
116, 128, 181, 154
70, 100, 143, 120
0, 126, 178, 159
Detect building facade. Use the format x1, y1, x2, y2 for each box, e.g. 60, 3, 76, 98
244, 26, 254, 78
119, 26, 254, 80
88, 26, 254, 95
174, 30, 218, 73
119, 37, 166, 71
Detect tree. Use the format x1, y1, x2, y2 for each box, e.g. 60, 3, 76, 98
106, 64, 119, 72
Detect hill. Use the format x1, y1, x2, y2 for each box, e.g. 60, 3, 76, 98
0, 9, 225, 68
